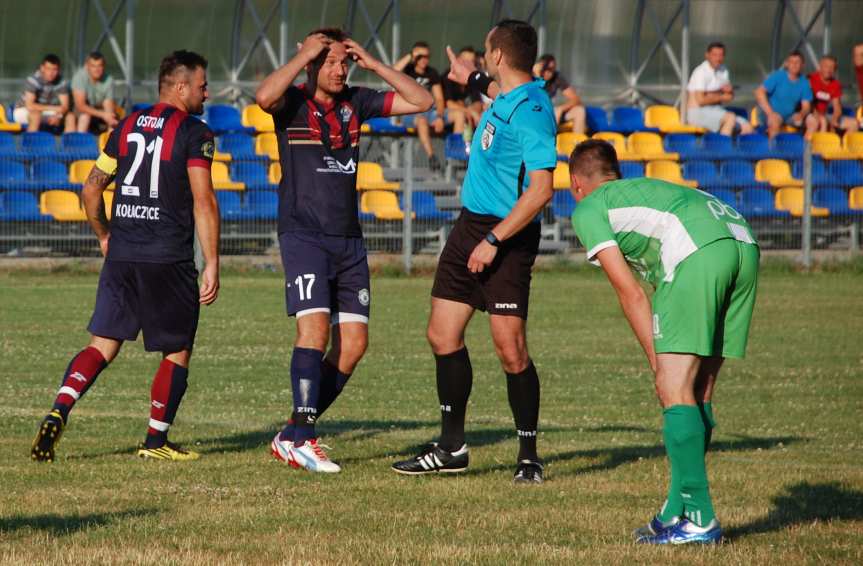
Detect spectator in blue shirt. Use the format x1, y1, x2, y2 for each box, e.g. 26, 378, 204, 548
755, 50, 817, 139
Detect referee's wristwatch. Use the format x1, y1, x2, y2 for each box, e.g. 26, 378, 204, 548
484, 231, 501, 247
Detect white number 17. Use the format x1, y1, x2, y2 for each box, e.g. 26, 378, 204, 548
294, 273, 316, 301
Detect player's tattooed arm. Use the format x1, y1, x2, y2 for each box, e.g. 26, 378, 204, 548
81, 165, 114, 256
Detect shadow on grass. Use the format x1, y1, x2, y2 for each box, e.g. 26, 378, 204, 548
463, 434, 803, 477
725, 481, 863, 540
0, 508, 157, 536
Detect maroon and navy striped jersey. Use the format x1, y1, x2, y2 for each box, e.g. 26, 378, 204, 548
273, 84, 394, 236
103, 103, 214, 263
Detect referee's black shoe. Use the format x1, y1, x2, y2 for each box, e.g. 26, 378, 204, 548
513, 459, 544, 484
391, 443, 469, 475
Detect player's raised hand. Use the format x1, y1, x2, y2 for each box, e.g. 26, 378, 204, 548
467, 239, 498, 274
199, 263, 220, 305
344, 39, 380, 71
298, 33, 333, 62
446, 46, 473, 86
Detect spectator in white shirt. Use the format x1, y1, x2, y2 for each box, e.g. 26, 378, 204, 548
686, 42, 753, 136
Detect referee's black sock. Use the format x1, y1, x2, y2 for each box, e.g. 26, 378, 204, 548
435, 347, 473, 453
506, 360, 540, 462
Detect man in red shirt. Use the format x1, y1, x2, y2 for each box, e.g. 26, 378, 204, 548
854, 44, 863, 104
809, 55, 858, 133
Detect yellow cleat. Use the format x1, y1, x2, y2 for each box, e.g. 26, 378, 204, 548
31, 410, 65, 462
136, 441, 200, 461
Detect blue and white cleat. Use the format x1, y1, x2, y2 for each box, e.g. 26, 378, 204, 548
637, 518, 722, 545
633, 514, 681, 539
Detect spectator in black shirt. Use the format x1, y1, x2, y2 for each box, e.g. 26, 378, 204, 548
533, 53, 586, 133
395, 41, 447, 170
441, 46, 484, 136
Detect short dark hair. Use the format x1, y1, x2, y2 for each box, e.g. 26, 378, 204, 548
489, 19, 537, 73
42, 54, 61, 66
706, 41, 725, 52
158, 50, 208, 92
821, 54, 838, 64
788, 50, 805, 61
307, 27, 349, 42
412, 41, 430, 50
86, 51, 106, 62
458, 46, 476, 56
568, 140, 622, 180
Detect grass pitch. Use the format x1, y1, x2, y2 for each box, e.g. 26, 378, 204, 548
1, 265, 861, 564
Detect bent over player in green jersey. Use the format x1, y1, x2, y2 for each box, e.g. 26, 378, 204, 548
567, 140, 759, 545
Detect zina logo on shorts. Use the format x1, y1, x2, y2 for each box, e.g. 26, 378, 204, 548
358, 288, 370, 306
494, 302, 517, 309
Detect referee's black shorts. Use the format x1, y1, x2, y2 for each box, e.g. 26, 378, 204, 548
431, 208, 540, 319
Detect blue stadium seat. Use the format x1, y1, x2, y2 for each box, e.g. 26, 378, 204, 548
1, 191, 44, 220
814, 187, 858, 215
719, 160, 768, 189
585, 106, 610, 132
21, 132, 59, 157
792, 159, 832, 186
32, 159, 73, 189
444, 134, 468, 162
700, 132, 740, 160
206, 104, 255, 135
0, 132, 17, 157
609, 107, 659, 134
683, 160, 722, 189
737, 134, 774, 160
663, 134, 699, 160
410, 191, 452, 220
216, 191, 243, 219
239, 190, 278, 220
551, 190, 576, 218
61, 133, 99, 160
132, 103, 152, 113
231, 161, 272, 190
708, 189, 739, 208
0, 160, 29, 189
365, 117, 407, 134
740, 188, 788, 217
217, 133, 258, 160
828, 160, 863, 187
774, 133, 804, 160
620, 161, 645, 178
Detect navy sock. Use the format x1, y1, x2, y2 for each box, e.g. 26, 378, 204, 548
290, 347, 323, 444
317, 358, 351, 417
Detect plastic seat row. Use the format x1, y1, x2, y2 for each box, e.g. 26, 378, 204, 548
358, 190, 452, 221
0, 132, 99, 160
0, 189, 113, 221
0, 158, 96, 190
714, 186, 863, 218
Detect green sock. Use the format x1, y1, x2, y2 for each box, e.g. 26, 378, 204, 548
698, 401, 716, 452
662, 405, 716, 527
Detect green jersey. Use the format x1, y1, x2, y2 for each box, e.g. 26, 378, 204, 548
571, 177, 757, 285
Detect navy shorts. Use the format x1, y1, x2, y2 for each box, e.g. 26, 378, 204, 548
279, 232, 370, 324
87, 260, 200, 352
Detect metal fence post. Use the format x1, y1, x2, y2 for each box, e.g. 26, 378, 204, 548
801, 140, 812, 269
402, 137, 414, 274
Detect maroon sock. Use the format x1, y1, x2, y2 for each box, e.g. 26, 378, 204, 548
52, 347, 108, 421
145, 359, 189, 448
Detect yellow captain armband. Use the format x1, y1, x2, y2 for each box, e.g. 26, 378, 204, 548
95, 152, 118, 176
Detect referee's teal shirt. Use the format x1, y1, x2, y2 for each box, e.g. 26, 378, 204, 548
461, 78, 557, 220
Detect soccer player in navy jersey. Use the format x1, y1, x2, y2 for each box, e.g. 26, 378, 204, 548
256, 28, 432, 472
31, 51, 220, 462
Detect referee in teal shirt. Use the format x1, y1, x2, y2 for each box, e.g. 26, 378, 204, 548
393, 20, 557, 484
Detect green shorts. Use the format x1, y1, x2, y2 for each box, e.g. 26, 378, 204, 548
652, 238, 759, 359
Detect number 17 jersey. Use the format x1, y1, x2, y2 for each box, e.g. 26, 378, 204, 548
101, 102, 214, 263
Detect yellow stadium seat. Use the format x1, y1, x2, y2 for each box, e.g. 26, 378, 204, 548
103, 190, 114, 219
627, 132, 679, 161
211, 162, 245, 191
0, 108, 22, 132
40, 190, 87, 221
811, 131, 852, 159
69, 160, 96, 184
645, 105, 705, 134
556, 132, 588, 157
256, 132, 279, 160
98, 131, 110, 151
242, 104, 274, 133
775, 187, 829, 217
213, 149, 231, 162
850, 187, 863, 210
557, 120, 574, 133
357, 162, 399, 190
592, 132, 639, 161
360, 190, 413, 220
843, 131, 863, 158
755, 159, 803, 188
645, 160, 697, 188
553, 162, 571, 190
269, 162, 281, 185
857, 105, 862, 123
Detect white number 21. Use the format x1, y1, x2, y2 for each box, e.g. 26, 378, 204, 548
124, 132, 163, 198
